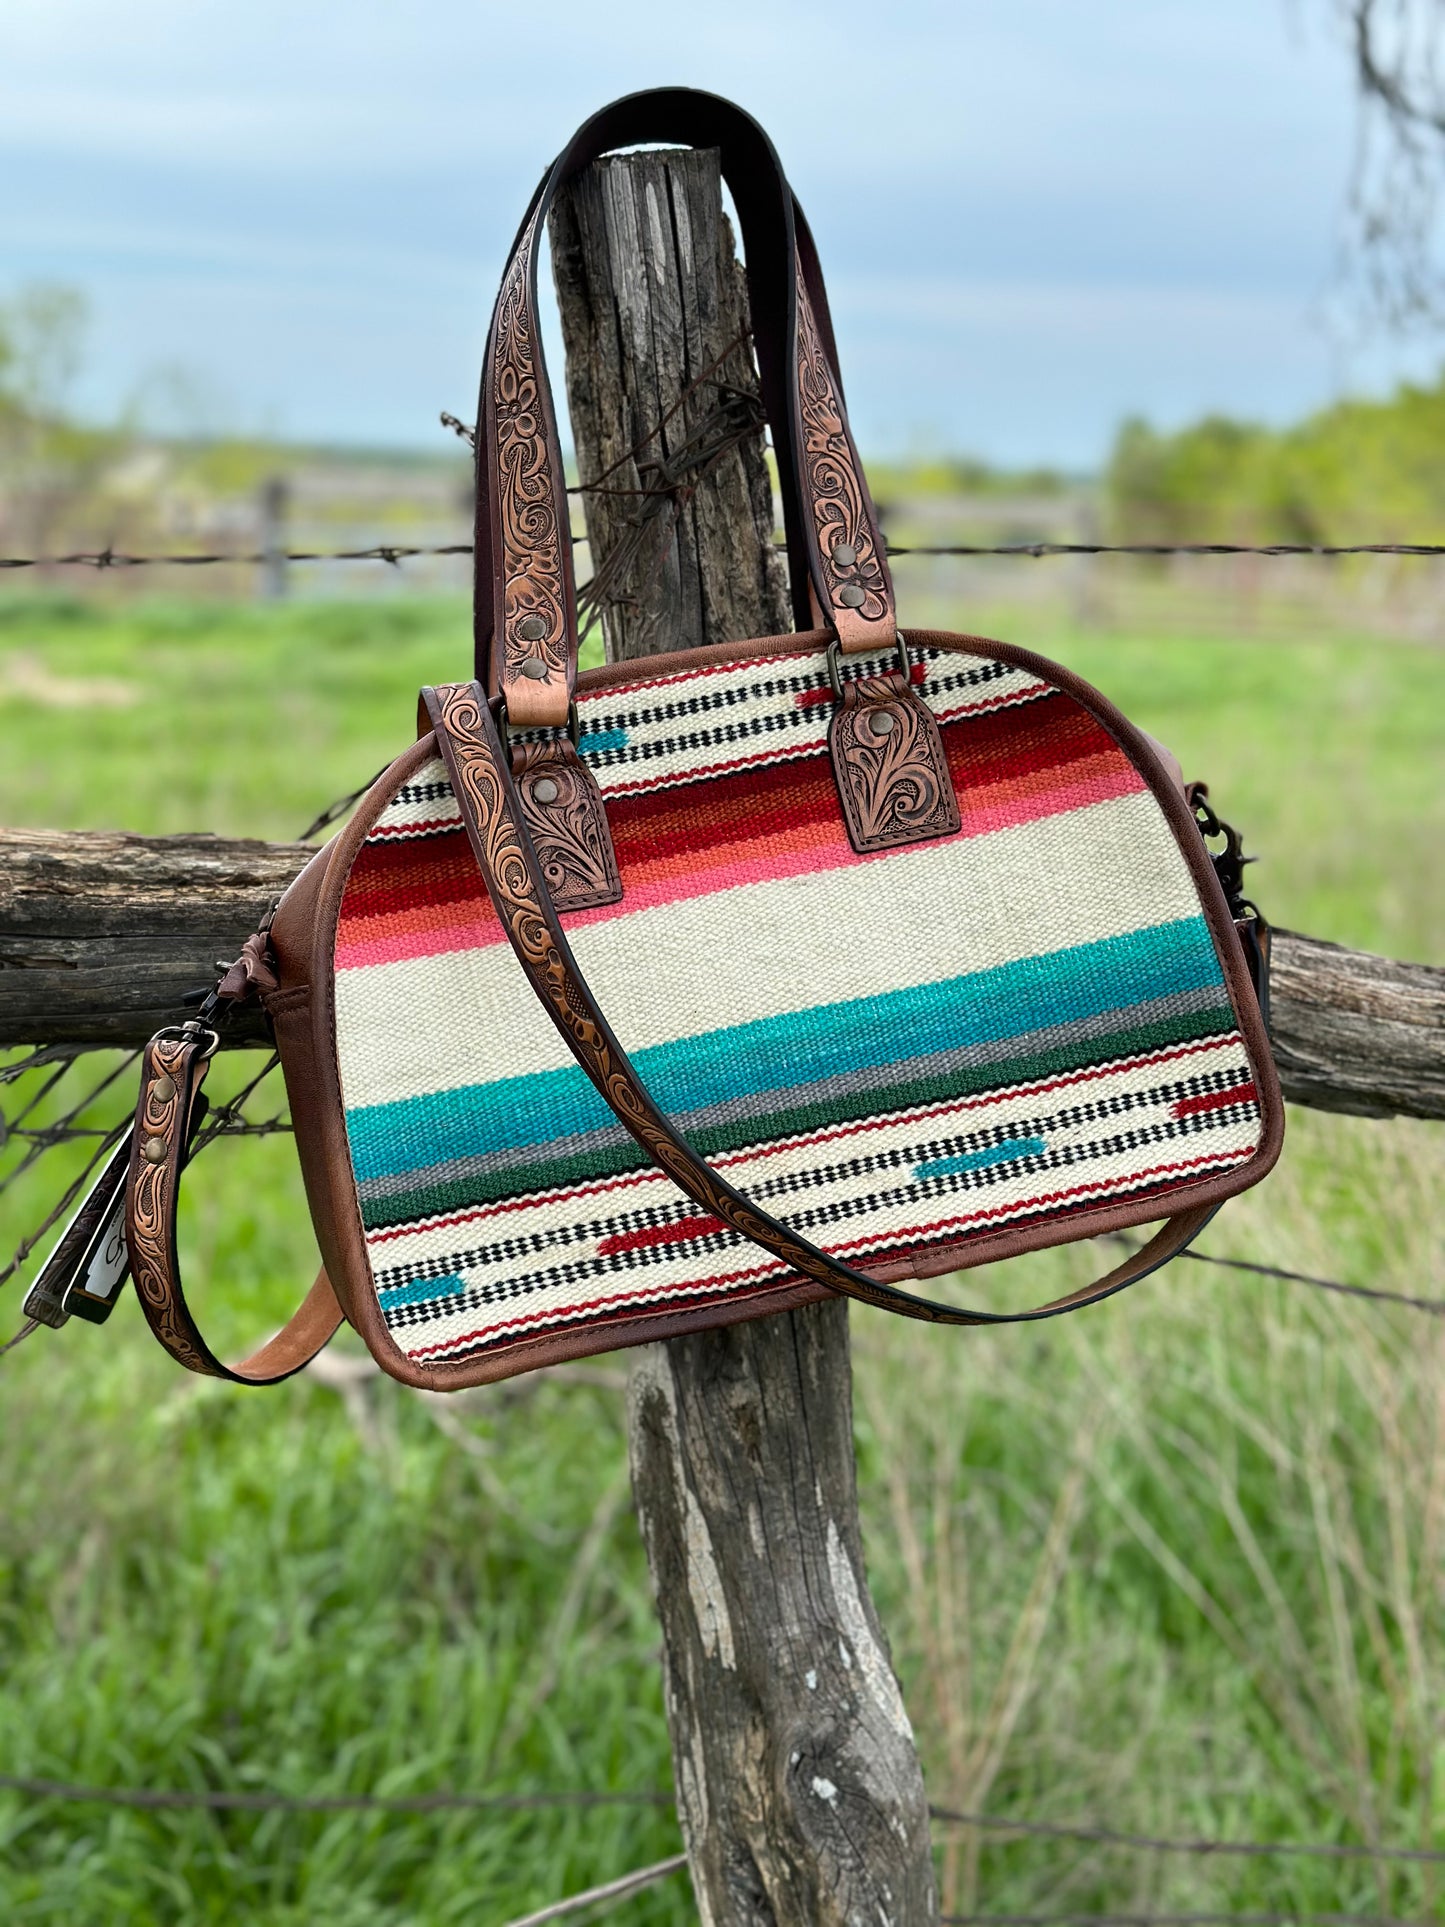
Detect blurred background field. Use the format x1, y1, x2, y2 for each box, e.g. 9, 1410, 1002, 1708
0, 580, 1440, 1924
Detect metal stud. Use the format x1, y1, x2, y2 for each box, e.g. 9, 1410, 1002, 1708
532, 777, 559, 805
151, 1074, 176, 1102
516, 614, 547, 642
142, 1135, 168, 1165
869, 709, 897, 738
837, 583, 866, 609
520, 658, 548, 679
831, 541, 857, 567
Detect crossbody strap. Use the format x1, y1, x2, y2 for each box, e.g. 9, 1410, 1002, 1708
120, 1029, 343, 1382
424, 681, 1219, 1327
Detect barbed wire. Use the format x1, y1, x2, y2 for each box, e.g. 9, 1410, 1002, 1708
0, 1772, 668, 1813
3, 1775, 1436, 1927
0, 543, 478, 571
0, 1052, 140, 1293
0, 1036, 285, 1355
2, 1771, 1438, 1869
927, 1807, 1445, 1864
1102, 1236, 1445, 1317
1172, 1246, 1445, 1315
5, 538, 1445, 570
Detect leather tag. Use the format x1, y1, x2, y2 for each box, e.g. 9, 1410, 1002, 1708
828, 670, 961, 854
510, 737, 623, 912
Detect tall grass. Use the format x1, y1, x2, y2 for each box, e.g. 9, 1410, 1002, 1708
0, 594, 1440, 1922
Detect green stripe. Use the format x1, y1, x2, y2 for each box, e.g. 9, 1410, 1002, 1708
359, 1001, 1234, 1232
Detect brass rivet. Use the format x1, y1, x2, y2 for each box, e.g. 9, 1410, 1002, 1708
532, 777, 559, 805
142, 1135, 168, 1165
152, 1073, 176, 1102
520, 657, 548, 679
837, 583, 866, 609
869, 710, 897, 738
831, 541, 857, 567
516, 614, 547, 642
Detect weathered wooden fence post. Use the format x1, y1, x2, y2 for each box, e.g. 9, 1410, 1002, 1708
258, 476, 289, 601
548, 149, 940, 1926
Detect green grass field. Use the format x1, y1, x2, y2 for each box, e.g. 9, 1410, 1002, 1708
1, 593, 1441, 1923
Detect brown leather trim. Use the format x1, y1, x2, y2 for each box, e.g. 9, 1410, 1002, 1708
485, 202, 576, 728
471, 93, 896, 692
268, 743, 444, 1387
267, 625, 1281, 1387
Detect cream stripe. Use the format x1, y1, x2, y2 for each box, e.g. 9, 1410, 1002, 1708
335, 790, 1203, 1111
391, 1120, 1260, 1359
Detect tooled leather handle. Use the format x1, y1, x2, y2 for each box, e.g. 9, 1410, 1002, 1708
125, 1032, 343, 1383
424, 681, 1218, 1327
475, 88, 896, 729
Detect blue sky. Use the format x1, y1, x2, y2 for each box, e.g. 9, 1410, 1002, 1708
4, 0, 1437, 466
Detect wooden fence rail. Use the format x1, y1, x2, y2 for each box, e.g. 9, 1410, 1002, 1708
2, 824, 1441, 1121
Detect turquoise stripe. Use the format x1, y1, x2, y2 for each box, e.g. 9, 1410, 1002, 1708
379, 1272, 465, 1310
346, 916, 1227, 1183
579, 727, 628, 756
915, 1136, 1046, 1180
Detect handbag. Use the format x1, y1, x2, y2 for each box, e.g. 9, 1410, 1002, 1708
25, 89, 1283, 1386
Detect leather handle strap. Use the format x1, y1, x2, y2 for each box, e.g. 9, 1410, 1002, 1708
475, 87, 895, 728
425, 681, 1218, 1327
125, 1031, 343, 1383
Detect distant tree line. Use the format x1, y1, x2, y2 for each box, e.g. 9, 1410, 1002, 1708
1105, 369, 1445, 543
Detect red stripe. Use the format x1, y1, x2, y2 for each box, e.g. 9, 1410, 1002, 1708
350, 690, 1131, 903
1172, 1081, 1257, 1118
597, 1213, 726, 1256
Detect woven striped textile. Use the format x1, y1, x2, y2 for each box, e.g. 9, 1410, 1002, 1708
333, 641, 1265, 1367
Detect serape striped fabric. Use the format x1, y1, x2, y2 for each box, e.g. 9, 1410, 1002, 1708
333, 642, 1264, 1366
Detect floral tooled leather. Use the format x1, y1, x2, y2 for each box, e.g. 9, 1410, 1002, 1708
127, 1036, 215, 1376
511, 737, 623, 912
793, 250, 894, 650
492, 209, 572, 724
828, 670, 961, 854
